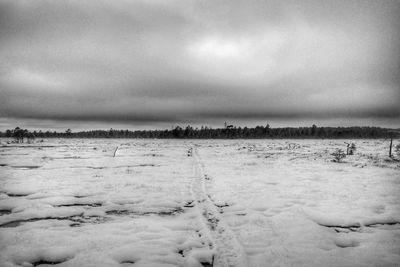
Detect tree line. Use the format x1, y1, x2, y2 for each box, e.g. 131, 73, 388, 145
1, 125, 398, 141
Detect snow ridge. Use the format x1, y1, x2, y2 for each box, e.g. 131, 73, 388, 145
191, 147, 248, 267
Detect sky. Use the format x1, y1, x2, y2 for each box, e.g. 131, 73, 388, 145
0, 0, 399, 131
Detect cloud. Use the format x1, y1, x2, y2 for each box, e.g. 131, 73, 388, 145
0, 0, 399, 129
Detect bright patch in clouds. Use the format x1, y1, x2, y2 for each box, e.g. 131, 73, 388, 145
188, 31, 288, 81
190, 37, 250, 60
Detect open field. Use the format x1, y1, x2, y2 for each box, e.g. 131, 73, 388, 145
0, 139, 399, 267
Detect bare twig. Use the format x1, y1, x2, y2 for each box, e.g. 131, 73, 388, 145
113, 146, 119, 157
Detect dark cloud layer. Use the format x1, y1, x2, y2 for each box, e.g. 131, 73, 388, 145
0, 0, 399, 130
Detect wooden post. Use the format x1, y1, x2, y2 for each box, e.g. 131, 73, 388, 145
389, 137, 393, 157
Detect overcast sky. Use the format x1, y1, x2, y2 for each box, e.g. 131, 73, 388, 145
0, 0, 399, 131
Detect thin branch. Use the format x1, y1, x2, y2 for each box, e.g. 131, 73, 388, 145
113, 146, 119, 157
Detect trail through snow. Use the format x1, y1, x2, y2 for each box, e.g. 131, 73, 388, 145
191, 147, 248, 267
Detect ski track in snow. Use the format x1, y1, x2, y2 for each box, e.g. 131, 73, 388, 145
191, 147, 248, 267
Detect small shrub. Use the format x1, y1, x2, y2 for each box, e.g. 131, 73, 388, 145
332, 149, 346, 162
348, 143, 356, 155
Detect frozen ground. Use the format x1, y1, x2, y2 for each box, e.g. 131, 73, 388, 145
0, 138, 399, 267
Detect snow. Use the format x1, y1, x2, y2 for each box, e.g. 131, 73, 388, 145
0, 138, 399, 266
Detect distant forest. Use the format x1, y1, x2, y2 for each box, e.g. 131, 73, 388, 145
1, 125, 398, 141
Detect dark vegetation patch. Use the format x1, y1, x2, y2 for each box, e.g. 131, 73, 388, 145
368, 222, 400, 230
215, 203, 230, 208
0, 163, 8, 166
319, 221, 400, 233
73, 164, 159, 169
54, 203, 103, 207
369, 222, 400, 226
86, 166, 105, 169
31, 258, 70, 266
184, 201, 195, 208
156, 207, 184, 216
137, 164, 157, 167
106, 210, 133, 216
106, 207, 184, 217
1, 221, 22, 228
32, 259, 68, 266
120, 261, 136, 265
67, 215, 109, 226
332, 227, 361, 233
318, 223, 362, 233
143, 153, 163, 157
0, 214, 109, 228
215, 203, 230, 214
201, 259, 214, 267
6, 192, 30, 197
0, 210, 12, 215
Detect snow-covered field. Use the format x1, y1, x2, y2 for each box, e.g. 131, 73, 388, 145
0, 139, 399, 267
